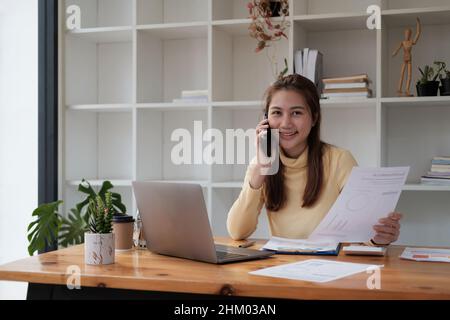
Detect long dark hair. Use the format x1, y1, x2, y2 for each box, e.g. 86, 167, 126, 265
263, 74, 328, 211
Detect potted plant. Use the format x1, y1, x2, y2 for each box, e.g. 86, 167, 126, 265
248, 0, 290, 80
434, 61, 450, 96
416, 62, 444, 96
84, 192, 115, 265
27, 179, 127, 256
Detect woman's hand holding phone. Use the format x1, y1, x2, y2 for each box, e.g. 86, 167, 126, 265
250, 116, 272, 189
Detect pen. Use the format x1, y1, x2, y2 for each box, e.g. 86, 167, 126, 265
239, 241, 256, 248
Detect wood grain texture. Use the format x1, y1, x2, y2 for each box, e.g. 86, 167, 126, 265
1, 238, 450, 300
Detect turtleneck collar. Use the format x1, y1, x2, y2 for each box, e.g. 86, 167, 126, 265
280, 146, 309, 169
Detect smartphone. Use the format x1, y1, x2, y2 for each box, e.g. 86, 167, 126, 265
264, 112, 271, 157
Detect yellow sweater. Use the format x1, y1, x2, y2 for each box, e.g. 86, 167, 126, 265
227, 145, 358, 240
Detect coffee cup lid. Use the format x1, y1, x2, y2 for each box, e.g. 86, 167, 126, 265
112, 214, 135, 223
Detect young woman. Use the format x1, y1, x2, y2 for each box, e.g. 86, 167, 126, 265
227, 74, 402, 246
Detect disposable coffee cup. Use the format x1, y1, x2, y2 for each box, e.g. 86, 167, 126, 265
112, 215, 135, 251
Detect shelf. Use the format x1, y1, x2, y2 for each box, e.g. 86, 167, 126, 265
293, 13, 368, 31
67, 104, 133, 112
382, 6, 450, 27
66, 180, 132, 187
145, 180, 209, 188
137, 22, 208, 39
381, 96, 450, 107
212, 101, 264, 110
137, 102, 209, 111
212, 181, 244, 189
320, 98, 377, 108
66, 27, 133, 43
403, 184, 450, 191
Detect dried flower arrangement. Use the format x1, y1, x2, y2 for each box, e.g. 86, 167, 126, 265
248, 0, 290, 80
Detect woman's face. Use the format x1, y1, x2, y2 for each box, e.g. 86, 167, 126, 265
267, 89, 315, 158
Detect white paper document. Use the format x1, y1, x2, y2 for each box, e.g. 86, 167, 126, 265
262, 237, 339, 253
400, 247, 450, 263
308, 167, 409, 243
250, 259, 382, 283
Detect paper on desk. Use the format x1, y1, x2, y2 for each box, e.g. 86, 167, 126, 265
308, 166, 409, 243
400, 247, 450, 263
262, 237, 339, 252
250, 259, 383, 283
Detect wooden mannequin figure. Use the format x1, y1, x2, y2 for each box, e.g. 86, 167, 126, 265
392, 17, 422, 96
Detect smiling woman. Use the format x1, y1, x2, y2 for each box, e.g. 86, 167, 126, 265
227, 74, 403, 246
0, 0, 38, 300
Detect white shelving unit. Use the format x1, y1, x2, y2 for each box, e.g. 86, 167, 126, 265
60, 0, 450, 246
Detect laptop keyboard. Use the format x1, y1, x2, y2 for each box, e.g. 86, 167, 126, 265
216, 251, 247, 260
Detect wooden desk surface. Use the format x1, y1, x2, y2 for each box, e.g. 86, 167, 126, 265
1, 238, 450, 300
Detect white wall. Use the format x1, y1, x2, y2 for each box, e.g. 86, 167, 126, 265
0, 0, 38, 300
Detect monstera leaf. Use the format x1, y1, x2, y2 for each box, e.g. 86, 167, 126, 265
58, 208, 88, 248
76, 179, 127, 215
27, 201, 63, 256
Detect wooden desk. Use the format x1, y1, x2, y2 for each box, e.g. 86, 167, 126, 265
1, 238, 450, 300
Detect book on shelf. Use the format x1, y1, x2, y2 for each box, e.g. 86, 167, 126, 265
322, 74, 369, 84
324, 82, 368, 89
323, 87, 371, 94
173, 90, 209, 103
181, 90, 209, 98
420, 177, 450, 186
320, 74, 372, 99
430, 165, 450, 173
294, 48, 323, 93
420, 156, 450, 185
321, 90, 372, 99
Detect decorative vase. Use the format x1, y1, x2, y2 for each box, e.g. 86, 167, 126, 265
416, 81, 440, 96
84, 232, 115, 265
440, 78, 450, 96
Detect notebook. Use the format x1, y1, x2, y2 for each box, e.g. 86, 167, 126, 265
262, 237, 341, 256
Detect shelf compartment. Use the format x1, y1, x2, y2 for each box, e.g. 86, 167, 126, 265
382, 0, 450, 11
136, 27, 208, 103
293, 19, 377, 98
212, 0, 251, 21
382, 104, 450, 183
292, 0, 383, 15
380, 13, 450, 98
211, 109, 260, 183
212, 22, 290, 102
321, 107, 378, 167
136, 0, 209, 25
136, 109, 209, 182
65, 31, 132, 105
65, 111, 133, 181
382, 7, 450, 27
65, 0, 132, 28
292, 13, 369, 31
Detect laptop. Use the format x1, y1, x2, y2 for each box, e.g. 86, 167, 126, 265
132, 181, 274, 264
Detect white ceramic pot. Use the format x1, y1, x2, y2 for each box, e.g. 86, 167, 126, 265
84, 232, 115, 265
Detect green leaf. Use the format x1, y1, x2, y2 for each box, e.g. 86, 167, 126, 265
58, 208, 88, 248
27, 201, 63, 256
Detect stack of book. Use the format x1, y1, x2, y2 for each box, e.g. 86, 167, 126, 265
173, 90, 208, 103
294, 48, 323, 93
321, 74, 372, 99
421, 156, 450, 186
